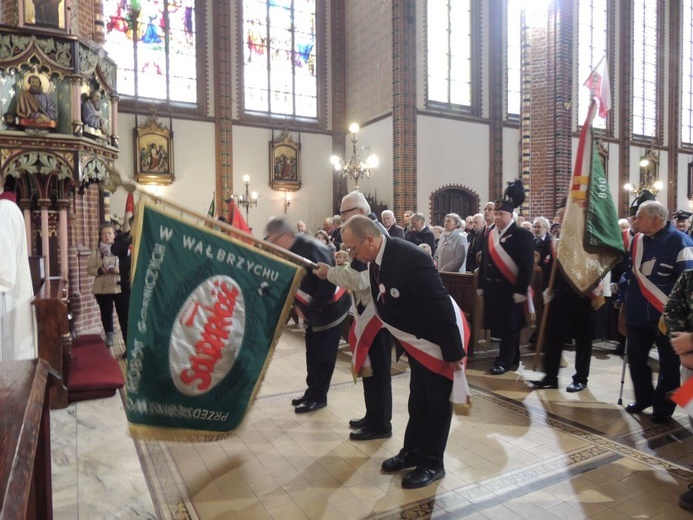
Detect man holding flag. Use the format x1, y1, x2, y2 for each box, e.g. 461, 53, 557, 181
531, 95, 624, 391
111, 191, 135, 353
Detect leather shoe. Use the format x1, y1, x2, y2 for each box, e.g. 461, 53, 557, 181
381, 452, 418, 472
529, 379, 558, 389
291, 395, 306, 406
402, 467, 445, 489
625, 402, 652, 414
349, 427, 392, 441
294, 400, 326, 414
349, 417, 367, 429
650, 412, 672, 424
489, 365, 507, 375
566, 382, 587, 393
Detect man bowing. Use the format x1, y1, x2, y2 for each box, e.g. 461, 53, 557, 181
340, 215, 466, 489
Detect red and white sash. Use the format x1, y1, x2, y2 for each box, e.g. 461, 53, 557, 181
631, 233, 668, 313
488, 228, 518, 285
348, 301, 383, 374
295, 286, 347, 307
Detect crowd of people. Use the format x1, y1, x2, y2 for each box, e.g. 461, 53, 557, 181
266, 185, 693, 507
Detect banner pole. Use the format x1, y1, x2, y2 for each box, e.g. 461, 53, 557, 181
532, 241, 559, 371
135, 189, 317, 270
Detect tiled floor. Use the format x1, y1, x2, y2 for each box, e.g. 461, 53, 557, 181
50, 326, 693, 519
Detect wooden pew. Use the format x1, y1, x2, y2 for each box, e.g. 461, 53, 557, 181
0, 359, 56, 520
439, 271, 480, 356
32, 277, 71, 409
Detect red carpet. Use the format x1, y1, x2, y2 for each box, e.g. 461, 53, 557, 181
67, 335, 125, 402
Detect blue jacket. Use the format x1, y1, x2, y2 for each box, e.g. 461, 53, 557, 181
624, 221, 693, 326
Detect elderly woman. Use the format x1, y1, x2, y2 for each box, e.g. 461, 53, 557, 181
433, 213, 467, 272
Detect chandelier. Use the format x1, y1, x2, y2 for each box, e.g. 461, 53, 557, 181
330, 123, 378, 190
234, 175, 259, 222
624, 145, 661, 196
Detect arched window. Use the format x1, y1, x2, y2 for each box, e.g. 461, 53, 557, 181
425, 0, 479, 114
506, 0, 522, 119
103, 0, 206, 116
682, 0, 693, 145
632, 0, 660, 138
577, 0, 609, 131
240, 0, 320, 123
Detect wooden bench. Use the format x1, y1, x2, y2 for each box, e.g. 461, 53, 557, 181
0, 359, 56, 520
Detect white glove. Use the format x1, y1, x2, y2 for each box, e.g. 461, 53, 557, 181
542, 289, 553, 305
610, 282, 618, 294
512, 293, 527, 303
477, 289, 483, 297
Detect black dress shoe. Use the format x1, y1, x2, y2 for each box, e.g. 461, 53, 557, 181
294, 400, 326, 414
349, 417, 367, 429
291, 395, 306, 406
650, 412, 672, 424
489, 365, 507, 375
381, 452, 418, 472
402, 467, 445, 489
349, 427, 392, 441
529, 379, 558, 389
566, 382, 587, 393
625, 402, 653, 414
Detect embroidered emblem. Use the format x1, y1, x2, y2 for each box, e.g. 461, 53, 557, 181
390, 288, 400, 298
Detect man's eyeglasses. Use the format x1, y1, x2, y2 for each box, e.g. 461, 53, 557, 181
344, 237, 368, 256
339, 207, 359, 216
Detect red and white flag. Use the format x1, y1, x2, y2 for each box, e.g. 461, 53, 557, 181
122, 192, 135, 233
672, 376, 693, 417
584, 58, 611, 119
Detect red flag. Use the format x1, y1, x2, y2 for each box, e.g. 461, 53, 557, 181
122, 192, 135, 233
228, 199, 251, 233
584, 58, 611, 119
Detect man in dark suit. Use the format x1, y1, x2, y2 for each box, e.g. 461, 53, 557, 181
406, 213, 436, 254
478, 181, 535, 375
381, 209, 405, 239
532, 216, 553, 287
465, 213, 485, 272
340, 215, 465, 489
265, 218, 351, 413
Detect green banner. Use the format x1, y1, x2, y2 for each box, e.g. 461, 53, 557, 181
125, 203, 303, 440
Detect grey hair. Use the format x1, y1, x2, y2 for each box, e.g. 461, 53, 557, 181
638, 200, 668, 221
341, 191, 371, 214
533, 216, 550, 230
444, 213, 462, 228
265, 217, 294, 237
381, 209, 395, 220
411, 212, 426, 223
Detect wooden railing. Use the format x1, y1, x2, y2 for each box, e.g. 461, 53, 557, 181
0, 359, 55, 520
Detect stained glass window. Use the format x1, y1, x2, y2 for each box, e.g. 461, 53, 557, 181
242, 0, 317, 119
632, 0, 658, 138
426, 0, 472, 108
104, 0, 197, 104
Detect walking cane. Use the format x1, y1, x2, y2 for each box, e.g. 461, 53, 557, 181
617, 339, 628, 405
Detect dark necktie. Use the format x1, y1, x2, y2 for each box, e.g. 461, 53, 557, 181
370, 262, 380, 284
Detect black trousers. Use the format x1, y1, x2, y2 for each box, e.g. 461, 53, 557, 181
304, 321, 344, 403
362, 329, 393, 432
401, 354, 453, 471
626, 324, 680, 416
495, 331, 520, 369
95, 293, 117, 334
544, 290, 593, 384
114, 286, 130, 346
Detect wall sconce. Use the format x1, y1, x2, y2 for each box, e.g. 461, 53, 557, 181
234, 174, 259, 222
283, 191, 291, 214
330, 122, 378, 190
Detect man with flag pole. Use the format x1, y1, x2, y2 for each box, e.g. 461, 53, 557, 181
530, 91, 624, 390
111, 191, 135, 355
340, 215, 467, 489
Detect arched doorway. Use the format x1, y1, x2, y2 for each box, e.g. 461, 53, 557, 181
430, 185, 480, 226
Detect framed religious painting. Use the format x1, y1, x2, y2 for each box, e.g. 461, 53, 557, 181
134, 115, 175, 185
269, 130, 302, 191
22, 0, 68, 31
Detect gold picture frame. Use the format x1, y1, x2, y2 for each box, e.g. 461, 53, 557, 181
134, 115, 174, 186
269, 130, 301, 191
23, 0, 67, 30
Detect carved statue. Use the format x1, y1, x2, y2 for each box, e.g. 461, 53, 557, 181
81, 89, 108, 135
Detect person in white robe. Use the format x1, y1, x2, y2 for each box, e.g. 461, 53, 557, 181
0, 191, 37, 361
